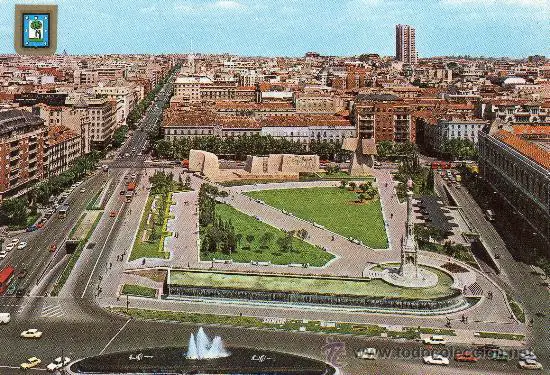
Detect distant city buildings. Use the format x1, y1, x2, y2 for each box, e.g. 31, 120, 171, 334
396, 24, 418, 65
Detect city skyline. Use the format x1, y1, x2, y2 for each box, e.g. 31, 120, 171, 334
0, 0, 548, 57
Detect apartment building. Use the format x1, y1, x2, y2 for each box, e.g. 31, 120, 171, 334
352, 93, 414, 143
46, 126, 82, 177
93, 85, 137, 124
0, 110, 47, 200
422, 118, 488, 154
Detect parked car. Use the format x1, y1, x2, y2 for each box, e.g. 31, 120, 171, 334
518, 359, 543, 370
20, 329, 43, 339
356, 348, 377, 360
17, 241, 28, 250
423, 335, 447, 345
46, 357, 71, 372
519, 349, 537, 361
5, 243, 15, 252
20, 357, 41, 369
17, 269, 27, 279
110, 211, 117, 217
26, 225, 38, 232
0, 250, 7, 259
489, 350, 510, 361
454, 351, 478, 362
423, 354, 449, 366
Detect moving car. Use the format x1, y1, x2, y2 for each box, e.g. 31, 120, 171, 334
423, 335, 447, 345
46, 357, 71, 372
454, 351, 478, 362
17, 241, 28, 250
5, 243, 15, 251
356, 347, 377, 360
80, 188, 86, 193
110, 211, 117, 217
518, 359, 543, 370
49, 243, 57, 252
20, 357, 41, 369
20, 329, 43, 339
423, 354, 449, 366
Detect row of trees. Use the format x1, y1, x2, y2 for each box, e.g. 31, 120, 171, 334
198, 184, 237, 255
127, 64, 181, 129
112, 125, 128, 148
440, 139, 478, 161
0, 151, 102, 228
154, 135, 351, 162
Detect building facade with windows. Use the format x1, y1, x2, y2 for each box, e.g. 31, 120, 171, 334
478, 125, 550, 245
0, 110, 47, 200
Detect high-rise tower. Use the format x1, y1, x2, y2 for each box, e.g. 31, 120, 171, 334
395, 24, 418, 65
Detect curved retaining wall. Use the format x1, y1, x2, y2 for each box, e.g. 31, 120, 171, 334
166, 285, 466, 312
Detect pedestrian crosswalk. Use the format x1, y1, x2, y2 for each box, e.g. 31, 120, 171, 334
41, 303, 64, 318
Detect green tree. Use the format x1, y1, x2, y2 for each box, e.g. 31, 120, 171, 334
30, 20, 42, 39
276, 233, 293, 253
349, 182, 357, 191
245, 234, 255, 249
0, 197, 28, 228
259, 232, 274, 249
340, 180, 348, 189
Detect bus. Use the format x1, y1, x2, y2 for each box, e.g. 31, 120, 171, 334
431, 161, 453, 170
0, 266, 15, 295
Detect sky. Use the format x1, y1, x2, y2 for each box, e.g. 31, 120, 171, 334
0, 0, 548, 57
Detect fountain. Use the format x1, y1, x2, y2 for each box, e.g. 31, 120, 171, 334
186, 327, 230, 360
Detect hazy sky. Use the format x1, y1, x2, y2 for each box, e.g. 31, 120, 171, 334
0, 0, 548, 57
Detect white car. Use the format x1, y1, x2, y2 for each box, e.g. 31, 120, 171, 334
0, 250, 7, 259
519, 359, 543, 370
423, 354, 450, 366
20, 357, 41, 369
80, 188, 86, 193
10, 238, 19, 244
17, 241, 27, 250
20, 329, 43, 339
5, 243, 15, 252
356, 347, 377, 360
519, 349, 537, 361
423, 335, 447, 345
46, 357, 71, 371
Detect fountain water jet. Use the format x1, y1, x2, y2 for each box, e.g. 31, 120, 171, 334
186, 327, 230, 360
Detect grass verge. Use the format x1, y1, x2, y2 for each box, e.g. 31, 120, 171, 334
129, 193, 172, 260
109, 307, 447, 340
476, 332, 525, 341
506, 294, 526, 323
50, 212, 102, 296
121, 284, 157, 298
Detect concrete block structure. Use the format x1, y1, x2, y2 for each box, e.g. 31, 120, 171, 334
188, 149, 220, 178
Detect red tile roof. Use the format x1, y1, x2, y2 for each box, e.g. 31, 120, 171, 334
494, 130, 550, 169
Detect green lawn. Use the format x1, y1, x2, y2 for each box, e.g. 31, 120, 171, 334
246, 187, 388, 249
121, 284, 157, 298
170, 269, 456, 300
112, 307, 447, 339
129, 194, 171, 260
201, 203, 334, 266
